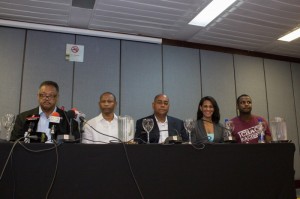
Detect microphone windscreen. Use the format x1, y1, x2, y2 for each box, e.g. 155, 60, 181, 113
66, 110, 76, 119
49, 112, 61, 124
71, 108, 78, 111
51, 112, 60, 117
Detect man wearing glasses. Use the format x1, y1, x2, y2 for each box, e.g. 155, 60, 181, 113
10, 81, 78, 142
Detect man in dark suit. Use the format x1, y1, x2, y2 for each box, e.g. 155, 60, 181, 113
134, 94, 188, 144
10, 81, 79, 143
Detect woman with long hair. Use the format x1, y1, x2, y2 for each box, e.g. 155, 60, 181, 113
192, 96, 224, 143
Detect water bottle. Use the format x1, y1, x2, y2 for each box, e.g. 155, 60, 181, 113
257, 119, 265, 143
224, 119, 234, 142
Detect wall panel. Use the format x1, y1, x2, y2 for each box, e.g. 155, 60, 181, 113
73, 36, 120, 119
291, 62, 300, 179
201, 50, 236, 123
21, 30, 75, 112
120, 41, 162, 120
163, 45, 201, 120
1, 26, 300, 179
265, 59, 299, 179
0, 27, 25, 117
234, 55, 268, 120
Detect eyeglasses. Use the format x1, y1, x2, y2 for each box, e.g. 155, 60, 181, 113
39, 93, 57, 100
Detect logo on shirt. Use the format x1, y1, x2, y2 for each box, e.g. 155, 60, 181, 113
237, 125, 260, 143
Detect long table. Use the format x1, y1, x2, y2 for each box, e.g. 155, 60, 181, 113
0, 142, 296, 199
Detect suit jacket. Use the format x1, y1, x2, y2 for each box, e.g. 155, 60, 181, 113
134, 114, 188, 144
10, 107, 79, 142
191, 119, 224, 143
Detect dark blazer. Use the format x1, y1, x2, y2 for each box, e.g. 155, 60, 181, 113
10, 107, 79, 142
134, 114, 188, 144
191, 119, 224, 143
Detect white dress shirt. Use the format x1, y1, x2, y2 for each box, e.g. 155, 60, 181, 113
82, 113, 118, 144
155, 116, 168, 143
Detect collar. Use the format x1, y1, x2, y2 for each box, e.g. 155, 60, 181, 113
38, 106, 57, 116
154, 115, 168, 124
99, 113, 118, 122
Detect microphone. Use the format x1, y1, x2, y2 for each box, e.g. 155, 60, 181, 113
71, 107, 86, 135
49, 112, 61, 140
56, 107, 86, 143
79, 116, 86, 123
24, 115, 40, 143
163, 129, 183, 144
60, 106, 65, 111
71, 108, 86, 123
56, 109, 76, 143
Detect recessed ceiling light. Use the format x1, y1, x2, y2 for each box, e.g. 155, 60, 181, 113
188, 0, 237, 27
278, 27, 300, 42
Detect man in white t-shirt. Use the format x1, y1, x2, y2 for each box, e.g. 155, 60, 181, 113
82, 92, 118, 144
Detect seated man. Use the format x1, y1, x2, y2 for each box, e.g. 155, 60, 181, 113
82, 92, 118, 144
134, 94, 188, 144
230, 94, 272, 143
10, 81, 79, 143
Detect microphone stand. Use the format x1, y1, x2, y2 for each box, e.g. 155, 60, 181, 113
57, 111, 75, 143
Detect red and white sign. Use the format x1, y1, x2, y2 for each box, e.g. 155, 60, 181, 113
66, 44, 84, 62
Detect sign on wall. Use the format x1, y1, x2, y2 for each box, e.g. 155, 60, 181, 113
66, 44, 84, 62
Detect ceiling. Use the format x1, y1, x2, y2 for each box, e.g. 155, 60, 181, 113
0, 0, 300, 58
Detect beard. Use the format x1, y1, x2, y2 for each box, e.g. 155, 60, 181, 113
239, 108, 252, 114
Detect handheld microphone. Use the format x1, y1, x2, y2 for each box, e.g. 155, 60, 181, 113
71, 107, 86, 134
24, 115, 40, 143
71, 108, 86, 123
79, 115, 87, 123
56, 109, 76, 143
57, 107, 86, 143
26, 115, 40, 132
49, 112, 61, 140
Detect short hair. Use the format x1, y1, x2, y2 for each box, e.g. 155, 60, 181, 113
154, 94, 169, 102
197, 96, 220, 123
100, 92, 116, 101
237, 94, 250, 104
39, 81, 59, 93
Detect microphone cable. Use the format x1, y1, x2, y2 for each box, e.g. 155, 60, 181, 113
80, 137, 109, 144
82, 120, 145, 199
0, 137, 61, 199
17, 140, 60, 199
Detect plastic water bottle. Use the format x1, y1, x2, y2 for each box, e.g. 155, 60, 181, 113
224, 119, 234, 142
257, 119, 265, 143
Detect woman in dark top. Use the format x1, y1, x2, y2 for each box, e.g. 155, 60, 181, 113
192, 96, 224, 143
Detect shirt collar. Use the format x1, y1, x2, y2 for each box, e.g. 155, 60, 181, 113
99, 113, 118, 122
38, 106, 57, 116
154, 115, 168, 124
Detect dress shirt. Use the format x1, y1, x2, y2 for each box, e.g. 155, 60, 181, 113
155, 116, 168, 143
82, 113, 118, 144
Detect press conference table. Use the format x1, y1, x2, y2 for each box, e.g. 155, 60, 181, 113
0, 142, 296, 199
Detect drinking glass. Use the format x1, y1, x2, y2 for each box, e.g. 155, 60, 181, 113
184, 118, 195, 144
142, 118, 154, 144
1, 114, 16, 141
